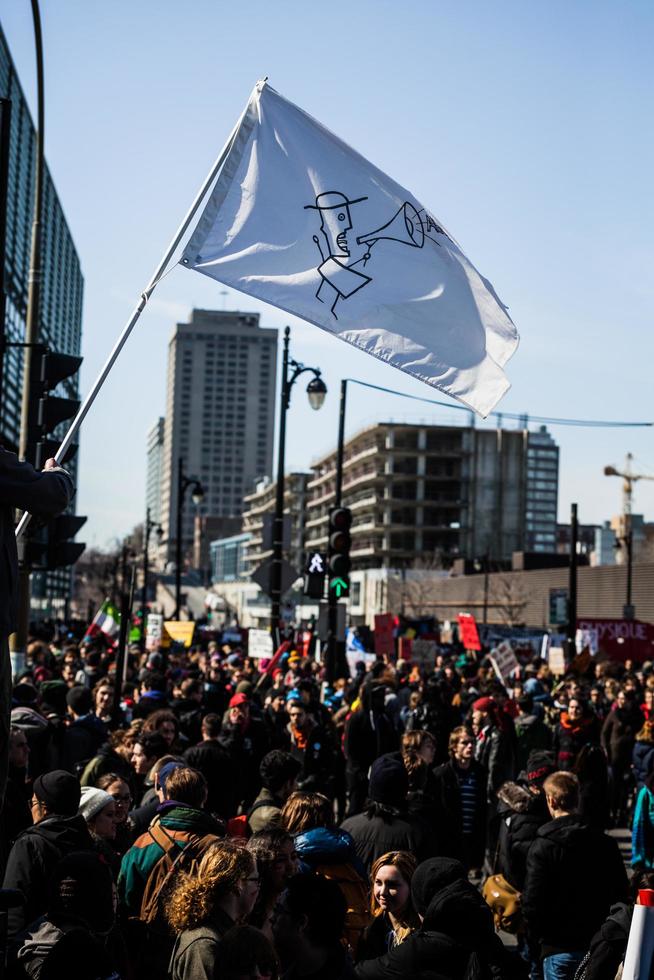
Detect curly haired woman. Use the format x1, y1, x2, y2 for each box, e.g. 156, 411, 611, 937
166, 839, 260, 980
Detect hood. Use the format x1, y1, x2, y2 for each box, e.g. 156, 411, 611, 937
159, 804, 225, 836
496, 781, 535, 814
16, 917, 65, 972
536, 813, 592, 847
294, 826, 356, 863
11, 706, 48, 731
24, 813, 93, 851
72, 713, 108, 737
422, 878, 496, 952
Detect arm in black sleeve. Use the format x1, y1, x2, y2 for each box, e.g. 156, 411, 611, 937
0, 450, 73, 516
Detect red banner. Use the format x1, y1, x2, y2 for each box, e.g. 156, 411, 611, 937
458, 612, 481, 651
576, 618, 654, 663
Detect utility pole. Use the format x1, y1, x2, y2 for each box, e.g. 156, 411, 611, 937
567, 503, 578, 653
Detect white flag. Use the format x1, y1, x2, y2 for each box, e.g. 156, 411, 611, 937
181, 82, 518, 416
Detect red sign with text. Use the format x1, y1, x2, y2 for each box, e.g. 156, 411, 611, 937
458, 613, 481, 651
576, 618, 654, 663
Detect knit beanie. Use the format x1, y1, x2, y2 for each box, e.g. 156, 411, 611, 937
34, 770, 81, 816
472, 696, 495, 713
411, 857, 467, 917
78, 787, 113, 823
368, 753, 409, 808
526, 750, 556, 787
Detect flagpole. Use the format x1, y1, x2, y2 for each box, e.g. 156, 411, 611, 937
15, 92, 254, 539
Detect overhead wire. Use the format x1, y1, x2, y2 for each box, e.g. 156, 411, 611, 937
345, 378, 652, 429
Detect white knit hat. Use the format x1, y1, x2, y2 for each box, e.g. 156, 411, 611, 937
78, 786, 113, 823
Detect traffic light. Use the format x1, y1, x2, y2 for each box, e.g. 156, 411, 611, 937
24, 514, 87, 570
303, 551, 326, 599
27, 344, 82, 465
328, 507, 352, 599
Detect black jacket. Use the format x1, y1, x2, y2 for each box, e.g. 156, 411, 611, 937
2, 813, 94, 938
601, 705, 645, 769
354, 878, 513, 980
59, 714, 109, 773
475, 725, 516, 802
432, 760, 487, 867
582, 902, 631, 980
344, 688, 398, 775
0, 450, 73, 634
496, 781, 549, 890
218, 717, 269, 807
341, 807, 434, 876
522, 814, 628, 958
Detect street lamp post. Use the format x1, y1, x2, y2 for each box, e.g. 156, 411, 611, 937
175, 458, 204, 619
270, 326, 326, 642
141, 506, 163, 649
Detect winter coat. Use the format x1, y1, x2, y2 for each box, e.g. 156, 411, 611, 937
553, 713, 600, 770
432, 760, 487, 868
0, 765, 32, 875
169, 909, 235, 980
344, 687, 398, 776
288, 720, 338, 795
354, 877, 511, 980
59, 714, 109, 774
171, 697, 203, 745
495, 781, 549, 890
12, 916, 117, 980
295, 827, 370, 954
341, 807, 434, 876
475, 725, 516, 802
601, 705, 645, 769
631, 784, 654, 868
522, 814, 628, 957
2, 814, 94, 939
117, 803, 224, 916
357, 912, 415, 963
0, 449, 73, 634
218, 716, 270, 807
632, 740, 654, 789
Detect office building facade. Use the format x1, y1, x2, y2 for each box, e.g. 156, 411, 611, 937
160, 309, 277, 567
146, 418, 165, 525
0, 25, 84, 616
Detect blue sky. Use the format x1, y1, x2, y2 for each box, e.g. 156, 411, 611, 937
2, 1, 653, 548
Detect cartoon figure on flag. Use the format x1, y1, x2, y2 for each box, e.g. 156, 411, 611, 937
305, 191, 450, 319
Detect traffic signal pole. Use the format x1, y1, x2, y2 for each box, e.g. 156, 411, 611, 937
326, 380, 348, 682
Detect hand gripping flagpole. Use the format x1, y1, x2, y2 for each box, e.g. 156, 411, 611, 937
15, 84, 260, 540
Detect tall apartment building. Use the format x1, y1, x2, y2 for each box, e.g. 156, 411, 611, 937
0, 25, 84, 615
305, 422, 559, 569
242, 473, 311, 576
146, 418, 165, 525
160, 310, 277, 566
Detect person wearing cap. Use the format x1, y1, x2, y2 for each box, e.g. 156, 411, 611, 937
495, 749, 556, 892
341, 753, 433, 875
2, 769, 93, 938
354, 856, 511, 979
59, 684, 109, 774
219, 692, 270, 810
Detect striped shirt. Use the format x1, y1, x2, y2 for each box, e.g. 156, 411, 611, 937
455, 764, 478, 835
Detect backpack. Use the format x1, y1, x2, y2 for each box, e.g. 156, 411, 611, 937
128, 819, 218, 980
314, 861, 371, 956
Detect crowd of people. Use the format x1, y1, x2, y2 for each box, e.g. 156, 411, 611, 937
2, 629, 654, 980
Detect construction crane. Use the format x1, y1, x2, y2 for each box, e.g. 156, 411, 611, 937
603, 453, 654, 618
